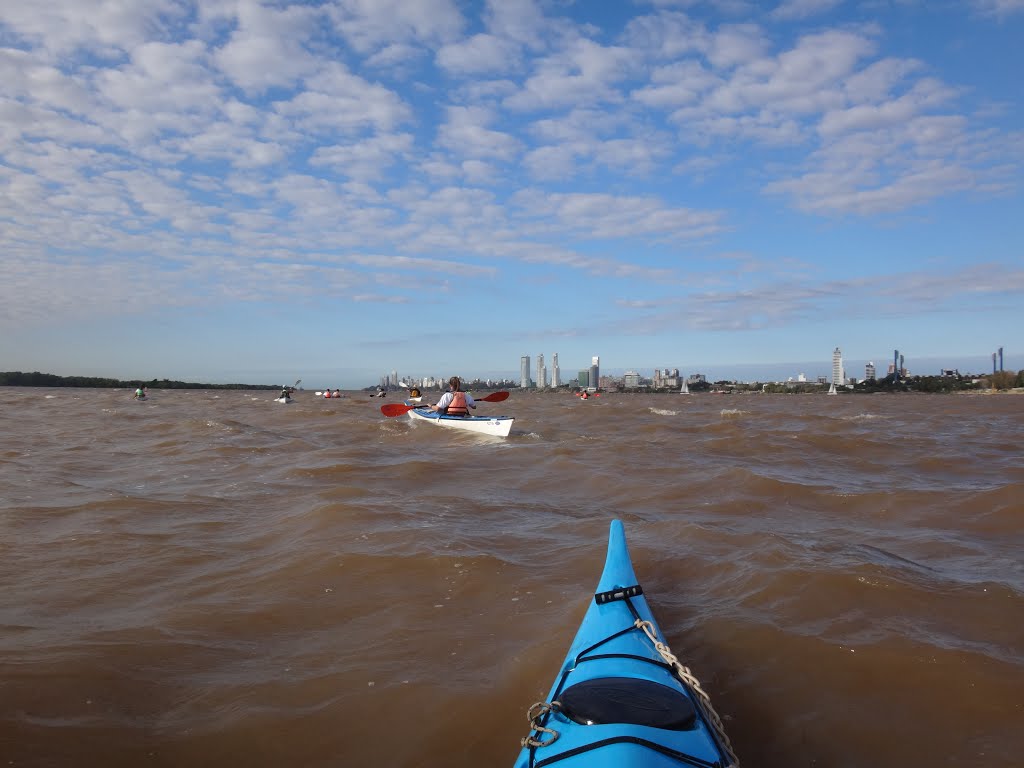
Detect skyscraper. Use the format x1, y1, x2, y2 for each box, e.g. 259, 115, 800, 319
832, 348, 844, 386
520, 356, 531, 389
552, 353, 560, 387
865, 362, 876, 381
590, 356, 600, 391
537, 353, 546, 388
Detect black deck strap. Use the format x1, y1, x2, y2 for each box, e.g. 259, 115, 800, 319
534, 735, 721, 768
594, 584, 643, 604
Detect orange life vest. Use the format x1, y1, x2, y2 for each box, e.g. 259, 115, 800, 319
446, 391, 469, 416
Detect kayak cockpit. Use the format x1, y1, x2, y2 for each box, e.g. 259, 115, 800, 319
558, 677, 698, 730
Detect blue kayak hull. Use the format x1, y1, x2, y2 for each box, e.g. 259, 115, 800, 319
513, 520, 735, 768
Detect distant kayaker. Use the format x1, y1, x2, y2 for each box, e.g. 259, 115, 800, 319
280, 387, 291, 400
409, 387, 421, 398
332, 389, 341, 398
134, 387, 146, 399
431, 376, 476, 416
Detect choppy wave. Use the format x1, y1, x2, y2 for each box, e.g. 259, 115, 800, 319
1, 388, 1022, 767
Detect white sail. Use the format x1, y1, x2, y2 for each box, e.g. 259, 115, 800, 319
828, 380, 837, 395
679, 379, 690, 394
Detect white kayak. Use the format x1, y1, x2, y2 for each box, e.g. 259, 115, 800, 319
274, 397, 292, 404
407, 404, 514, 437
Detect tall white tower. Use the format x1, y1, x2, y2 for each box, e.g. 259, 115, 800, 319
537, 353, 546, 388
520, 356, 531, 388
552, 353, 561, 387
590, 356, 600, 391
832, 348, 845, 386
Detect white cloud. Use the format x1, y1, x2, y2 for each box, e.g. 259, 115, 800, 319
98, 40, 221, 114
741, 30, 875, 112
841, 57, 922, 103
348, 253, 496, 278
326, 0, 465, 55
521, 144, 580, 180
483, 0, 551, 47
520, 108, 675, 179
272, 70, 411, 136
504, 38, 639, 110
707, 23, 770, 69
175, 122, 287, 169
972, 0, 1024, 17
763, 141, 979, 215
622, 10, 709, 60
516, 191, 727, 242
632, 60, 721, 109
0, 0, 184, 57
436, 33, 521, 75
310, 133, 415, 181
612, 262, 1024, 335
0, 0, 1018, 339
771, 0, 845, 21
818, 78, 958, 137
213, 1, 321, 92
436, 106, 522, 161
365, 43, 426, 71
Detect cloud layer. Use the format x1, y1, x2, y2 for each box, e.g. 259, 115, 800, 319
1, 0, 1021, 375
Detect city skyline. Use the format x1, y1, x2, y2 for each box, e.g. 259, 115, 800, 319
1, 2, 1021, 388
367, 345, 1010, 393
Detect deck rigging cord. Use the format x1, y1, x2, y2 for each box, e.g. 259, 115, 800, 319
521, 596, 739, 768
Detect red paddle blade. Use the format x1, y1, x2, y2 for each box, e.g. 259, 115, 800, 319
478, 390, 509, 402
381, 403, 415, 417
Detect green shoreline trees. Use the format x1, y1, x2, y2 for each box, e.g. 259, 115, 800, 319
0, 371, 278, 390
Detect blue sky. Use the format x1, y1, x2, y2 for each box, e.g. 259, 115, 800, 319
1, 0, 1021, 389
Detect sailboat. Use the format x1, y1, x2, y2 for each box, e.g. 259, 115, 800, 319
679, 379, 690, 395
828, 380, 837, 395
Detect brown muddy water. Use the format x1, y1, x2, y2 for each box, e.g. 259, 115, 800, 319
1, 387, 1022, 767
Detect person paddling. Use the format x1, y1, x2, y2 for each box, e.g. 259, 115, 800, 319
134, 387, 146, 399
431, 376, 475, 416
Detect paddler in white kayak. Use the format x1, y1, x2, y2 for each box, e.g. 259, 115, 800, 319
429, 376, 475, 416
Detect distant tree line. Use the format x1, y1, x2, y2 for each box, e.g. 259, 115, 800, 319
0, 371, 279, 390
854, 370, 1024, 393
540, 370, 1024, 394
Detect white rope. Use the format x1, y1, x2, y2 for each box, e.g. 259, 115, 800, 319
635, 618, 740, 767
520, 621, 740, 767
521, 701, 561, 748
